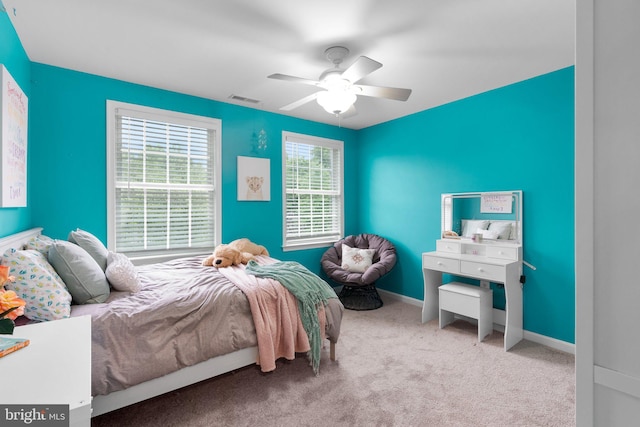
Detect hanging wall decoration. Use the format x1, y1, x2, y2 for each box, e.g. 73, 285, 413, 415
0, 65, 28, 207
237, 156, 270, 201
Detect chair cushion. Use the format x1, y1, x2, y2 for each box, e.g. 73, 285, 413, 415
321, 234, 397, 286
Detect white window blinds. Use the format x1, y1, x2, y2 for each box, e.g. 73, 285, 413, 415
282, 132, 344, 249
107, 101, 221, 256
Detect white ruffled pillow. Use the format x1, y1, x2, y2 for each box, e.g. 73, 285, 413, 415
105, 252, 141, 293
341, 244, 376, 273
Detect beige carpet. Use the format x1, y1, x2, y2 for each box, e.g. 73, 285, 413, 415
91, 299, 575, 427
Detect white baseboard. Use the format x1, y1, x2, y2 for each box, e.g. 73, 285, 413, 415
376, 288, 575, 355
377, 288, 423, 307
523, 330, 575, 354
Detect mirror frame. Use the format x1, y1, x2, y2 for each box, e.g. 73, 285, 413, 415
441, 190, 523, 244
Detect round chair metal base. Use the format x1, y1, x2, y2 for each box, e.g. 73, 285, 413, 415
339, 284, 383, 311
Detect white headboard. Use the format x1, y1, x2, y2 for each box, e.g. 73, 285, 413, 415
0, 228, 43, 256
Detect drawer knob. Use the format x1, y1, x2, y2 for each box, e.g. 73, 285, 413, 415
478, 268, 484, 272
437, 262, 443, 266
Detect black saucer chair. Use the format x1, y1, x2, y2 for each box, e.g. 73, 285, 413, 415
321, 234, 397, 310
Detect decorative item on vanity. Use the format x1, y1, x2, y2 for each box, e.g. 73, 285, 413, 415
0, 265, 26, 334
423, 191, 525, 350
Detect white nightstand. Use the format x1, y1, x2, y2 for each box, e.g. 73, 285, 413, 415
3, 316, 92, 427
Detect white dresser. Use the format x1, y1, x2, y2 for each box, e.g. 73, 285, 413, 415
422, 238, 523, 350
4, 316, 92, 427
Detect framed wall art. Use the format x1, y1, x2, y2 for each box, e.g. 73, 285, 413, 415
0, 65, 28, 207
237, 156, 270, 201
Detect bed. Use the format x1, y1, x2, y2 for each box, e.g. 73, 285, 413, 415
0, 228, 344, 417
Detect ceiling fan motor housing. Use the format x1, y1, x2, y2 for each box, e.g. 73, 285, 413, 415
324, 46, 350, 65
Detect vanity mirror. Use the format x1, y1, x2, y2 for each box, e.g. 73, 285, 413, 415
441, 191, 522, 244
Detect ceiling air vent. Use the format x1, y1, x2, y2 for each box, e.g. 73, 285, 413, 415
228, 94, 260, 104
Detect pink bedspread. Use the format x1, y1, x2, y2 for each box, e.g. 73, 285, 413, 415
219, 256, 326, 372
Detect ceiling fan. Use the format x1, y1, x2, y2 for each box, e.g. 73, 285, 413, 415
268, 46, 412, 116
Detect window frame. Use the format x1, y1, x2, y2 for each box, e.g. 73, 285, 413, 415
106, 100, 221, 264
281, 131, 344, 251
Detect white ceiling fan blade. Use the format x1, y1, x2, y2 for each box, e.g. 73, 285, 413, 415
268, 73, 320, 87
340, 56, 382, 83
279, 92, 319, 111
354, 84, 412, 101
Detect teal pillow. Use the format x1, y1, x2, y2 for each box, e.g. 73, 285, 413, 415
68, 229, 108, 271
48, 240, 110, 304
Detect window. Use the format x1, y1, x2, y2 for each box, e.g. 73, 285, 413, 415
282, 131, 344, 250
107, 101, 221, 260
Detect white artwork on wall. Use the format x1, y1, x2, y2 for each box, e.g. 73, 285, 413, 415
237, 156, 270, 201
480, 193, 513, 214
0, 65, 28, 207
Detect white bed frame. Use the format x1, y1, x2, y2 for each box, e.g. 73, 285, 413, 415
0, 228, 336, 417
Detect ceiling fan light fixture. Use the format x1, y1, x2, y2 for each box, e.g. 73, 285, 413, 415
316, 90, 356, 115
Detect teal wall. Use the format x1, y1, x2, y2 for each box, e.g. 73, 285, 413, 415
0, 9, 31, 236
358, 67, 575, 343
27, 63, 359, 274
1, 13, 575, 343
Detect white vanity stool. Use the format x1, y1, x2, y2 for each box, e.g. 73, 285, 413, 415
439, 282, 493, 342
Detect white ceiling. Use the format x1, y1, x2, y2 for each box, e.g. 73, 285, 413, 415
3, 0, 575, 130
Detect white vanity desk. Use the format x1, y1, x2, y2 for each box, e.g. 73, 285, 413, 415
422, 191, 524, 351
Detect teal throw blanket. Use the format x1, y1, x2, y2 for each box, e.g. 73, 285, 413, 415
245, 260, 337, 374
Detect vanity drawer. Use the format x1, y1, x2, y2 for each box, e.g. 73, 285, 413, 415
486, 246, 519, 261
460, 261, 504, 282
436, 240, 461, 254
423, 254, 460, 274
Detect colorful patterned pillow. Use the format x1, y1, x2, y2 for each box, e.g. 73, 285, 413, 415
341, 244, 376, 273
25, 234, 55, 255
2, 248, 72, 321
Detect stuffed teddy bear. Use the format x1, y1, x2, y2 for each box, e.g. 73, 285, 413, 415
202, 238, 269, 268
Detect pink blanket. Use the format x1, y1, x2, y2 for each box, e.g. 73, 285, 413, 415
219, 256, 325, 372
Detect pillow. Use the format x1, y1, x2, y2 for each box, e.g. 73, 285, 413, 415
461, 220, 490, 237
1, 248, 72, 321
478, 228, 500, 239
105, 251, 141, 293
25, 234, 55, 255
341, 244, 376, 273
488, 222, 512, 240
68, 229, 109, 271
48, 240, 110, 304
